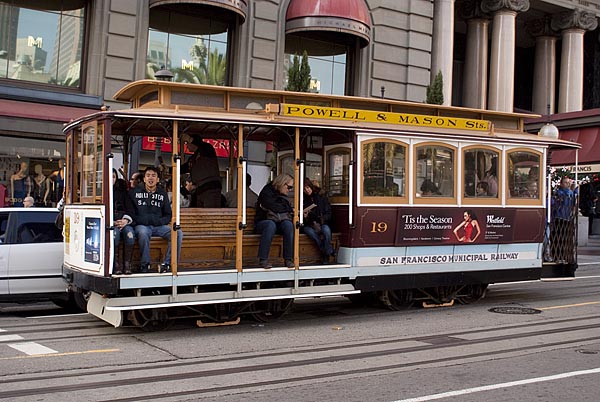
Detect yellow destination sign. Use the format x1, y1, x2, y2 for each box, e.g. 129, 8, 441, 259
280, 104, 490, 131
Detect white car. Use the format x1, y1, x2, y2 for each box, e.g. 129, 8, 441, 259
0, 207, 83, 310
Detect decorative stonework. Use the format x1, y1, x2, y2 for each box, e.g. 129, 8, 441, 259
526, 15, 557, 37
551, 9, 598, 32
458, 0, 490, 20
481, 0, 529, 14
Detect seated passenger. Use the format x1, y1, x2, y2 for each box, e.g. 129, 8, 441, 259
476, 181, 489, 197
224, 173, 259, 208
302, 178, 335, 264
420, 179, 441, 196
129, 166, 183, 273
255, 173, 295, 269
112, 169, 135, 275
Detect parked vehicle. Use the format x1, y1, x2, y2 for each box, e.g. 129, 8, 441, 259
0, 207, 85, 311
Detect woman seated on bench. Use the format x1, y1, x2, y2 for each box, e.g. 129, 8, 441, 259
302, 178, 335, 264
255, 173, 295, 269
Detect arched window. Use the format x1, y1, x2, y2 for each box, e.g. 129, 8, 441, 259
507, 149, 542, 204
415, 143, 456, 203
462, 146, 500, 204
361, 139, 407, 204
147, 1, 247, 86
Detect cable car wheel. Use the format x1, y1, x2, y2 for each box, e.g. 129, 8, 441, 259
456, 284, 488, 304
128, 308, 172, 331
249, 299, 294, 323
379, 289, 415, 311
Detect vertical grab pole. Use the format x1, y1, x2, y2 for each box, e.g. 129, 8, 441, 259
294, 127, 300, 269
107, 154, 115, 275
299, 164, 305, 226
171, 121, 180, 281
348, 160, 354, 226
236, 124, 245, 273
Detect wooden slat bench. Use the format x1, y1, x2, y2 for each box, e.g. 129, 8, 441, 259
130, 208, 339, 271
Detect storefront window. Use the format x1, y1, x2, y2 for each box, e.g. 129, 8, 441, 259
416, 144, 455, 198
362, 141, 406, 199
147, 26, 228, 85
464, 148, 499, 198
0, 1, 85, 87
285, 36, 347, 95
508, 151, 540, 199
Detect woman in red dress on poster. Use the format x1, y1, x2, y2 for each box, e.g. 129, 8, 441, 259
453, 209, 481, 243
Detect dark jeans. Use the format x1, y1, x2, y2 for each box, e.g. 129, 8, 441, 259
134, 224, 183, 265
255, 219, 294, 260
302, 223, 334, 256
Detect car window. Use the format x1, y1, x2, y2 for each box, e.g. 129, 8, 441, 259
16, 222, 63, 244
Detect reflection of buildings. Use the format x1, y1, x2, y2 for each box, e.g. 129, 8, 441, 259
0, 4, 18, 61
10, 37, 49, 81
49, 10, 84, 84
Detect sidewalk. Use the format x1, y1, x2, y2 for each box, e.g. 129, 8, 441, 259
578, 235, 600, 256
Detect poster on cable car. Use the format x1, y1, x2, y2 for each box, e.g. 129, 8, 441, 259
355, 207, 545, 247
395, 208, 544, 245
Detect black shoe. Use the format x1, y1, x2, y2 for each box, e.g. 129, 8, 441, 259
285, 259, 295, 268
259, 259, 272, 269
322, 255, 329, 265
113, 266, 123, 275
139, 263, 150, 274
123, 262, 132, 275
159, 263, 171, 273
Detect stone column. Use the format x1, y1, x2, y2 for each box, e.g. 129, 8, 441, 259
459, 1, 490, 109
482, 0, 529, 112
431, 0, 455, 106
552, 10, 598, 113
527, 16, 557, 115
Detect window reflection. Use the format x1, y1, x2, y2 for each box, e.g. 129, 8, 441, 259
416, 145, 454, 198
284, 35, 347, 95
147, 27, 228, 85
464, 148, 499, 198
327, 148, 350, 198
0, 3, 84, 87
362, 141, 406, 197
508, 151, 540, 199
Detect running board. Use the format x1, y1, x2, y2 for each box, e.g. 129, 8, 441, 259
101, 284, 359, 311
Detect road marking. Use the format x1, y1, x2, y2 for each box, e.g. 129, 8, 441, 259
538, 300, 600, 310
0, 348, 120, 360
8, 342, 57, 355
0, 334, 24, 342
27, 312, 89, 319
391, 367, 600, 402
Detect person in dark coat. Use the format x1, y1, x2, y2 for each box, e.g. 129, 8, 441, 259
129, 166, 183, 273
302, 178, 335, 264
181, 136, 222, 207
112, 169, 136, 275
255, 173, 295, 268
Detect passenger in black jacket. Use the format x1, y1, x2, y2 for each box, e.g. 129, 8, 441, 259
302, 178, 335, 264
255, 173, 294, 269
129, 166, 182, 273
112, 169, 135, 275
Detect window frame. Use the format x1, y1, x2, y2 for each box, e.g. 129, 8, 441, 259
324, 145, 352, 204
360, 138, 408, 205
461, 145, 502, 205
505, 148, 543, 206
413, 141, 457, 205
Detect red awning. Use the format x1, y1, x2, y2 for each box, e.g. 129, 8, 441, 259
285, 0, 372, 47
0, 99, 98, 123
550, 127, 600, 165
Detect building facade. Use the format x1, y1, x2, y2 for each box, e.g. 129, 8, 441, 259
1, 0, 599, 205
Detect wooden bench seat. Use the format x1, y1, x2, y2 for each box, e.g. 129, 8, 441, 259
130, 208, 339, 271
